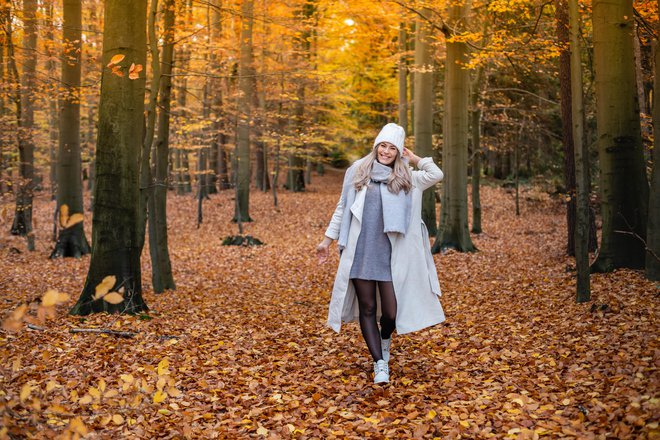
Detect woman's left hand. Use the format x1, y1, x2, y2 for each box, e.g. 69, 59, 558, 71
402, 148, 421, 166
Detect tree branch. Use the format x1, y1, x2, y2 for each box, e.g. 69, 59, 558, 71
69, 328, 137, 338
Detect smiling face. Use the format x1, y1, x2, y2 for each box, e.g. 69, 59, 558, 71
376, 142, 398, 166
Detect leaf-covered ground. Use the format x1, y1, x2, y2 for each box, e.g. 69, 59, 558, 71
0, 170, 657, 439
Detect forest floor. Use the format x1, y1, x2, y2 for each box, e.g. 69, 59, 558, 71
0, 169, 657, 439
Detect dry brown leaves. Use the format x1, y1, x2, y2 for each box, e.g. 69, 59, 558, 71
0, 170, 657, 439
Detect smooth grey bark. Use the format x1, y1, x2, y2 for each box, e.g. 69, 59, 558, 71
470, 64, 486, 234
413, 8, 436, 235
569, 0, 590, 301
0, 5, 7, 196
234, 0, 253, 222
647, 0, 660, 280
433, 1, 475, 253
398, 23, 408, 134
148, 0, 176, 293
287, 1, 315, 193
591, 0, 649, 271
51, 0, 91, 259
70, 0, 149, 315
556, 0, 598, 256
45, 2, 58, 201
10, 0, 37, 251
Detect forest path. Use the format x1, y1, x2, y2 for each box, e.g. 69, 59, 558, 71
0, 170, 656, 438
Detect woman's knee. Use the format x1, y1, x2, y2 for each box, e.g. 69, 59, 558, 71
359, 302, 377, 318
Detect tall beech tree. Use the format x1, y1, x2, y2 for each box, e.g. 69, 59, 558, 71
51, 0, 90, 259
398, 22, 408, 134
433, 1, 475, 253
647, 0, 660, 280
10, 0, 38, 251
70, 0, 148, 315
234, 0, 254, 222
591, 0, 649, 272
556, 0, 597, 256
287, 1, 316, 193
413, 7, 436, 235
144, 0, 176, 293
569, 0, 590, 301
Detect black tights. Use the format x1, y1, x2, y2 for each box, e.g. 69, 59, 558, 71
352, 279, 397, 361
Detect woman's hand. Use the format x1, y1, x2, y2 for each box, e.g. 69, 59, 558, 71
316, 237, 333, 264
402, 147, 421, 166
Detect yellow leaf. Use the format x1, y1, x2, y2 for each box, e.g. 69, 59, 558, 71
59, 204, 69, 227
68, 417, 88, 436
64, 213, 83, 228
562, 398, 571, 405
20, 384, 31, 402
153, 390, 167, 404
112, 414, 124, 425
120, 374, 134, 384
167, 387, 181, 398
94, 276, 116, 299
46, 381, 60, 392
104, 389, 118, 398
363, 417, 380, 424
98, 378, 106, 393
401, 378, 413, 385
157, 358, 170, 376
103, 292, 124, 305
42, 289, 69, 307
256, 426, 268, 435
512, 398, 525, 407
459, 420, 470, 428
88, 387, 101, 400
78, 394, 93, 405
108, 54, 125, 66
427, 409, 437, 419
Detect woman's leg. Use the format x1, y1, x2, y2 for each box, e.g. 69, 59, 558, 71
352, 279, 383, 361
377, 281, 397, 340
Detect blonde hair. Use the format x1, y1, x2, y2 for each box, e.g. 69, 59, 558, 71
353, 145, 412, 194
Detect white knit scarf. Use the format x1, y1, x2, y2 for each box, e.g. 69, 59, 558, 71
370, 161, 412, 235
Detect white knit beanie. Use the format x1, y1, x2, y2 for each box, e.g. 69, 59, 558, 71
373, 123, 406, 156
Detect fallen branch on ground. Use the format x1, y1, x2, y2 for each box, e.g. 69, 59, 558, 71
69, 328, 137, 338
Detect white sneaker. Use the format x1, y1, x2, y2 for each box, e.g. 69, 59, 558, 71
373, 359, 389, 384
381, 338, 391, 363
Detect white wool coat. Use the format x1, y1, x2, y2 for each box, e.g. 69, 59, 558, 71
325, 157, 446, 334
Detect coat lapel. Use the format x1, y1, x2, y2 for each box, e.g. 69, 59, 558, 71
350, 187, 367, 223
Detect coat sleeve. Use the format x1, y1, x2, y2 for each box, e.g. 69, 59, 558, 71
412, 157, 444, 191
324, 164, 355, 240
324, 194, 344, 240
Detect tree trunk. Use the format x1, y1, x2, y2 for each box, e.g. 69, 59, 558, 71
556, 0, 578, 256
409, 22, 415, 136
647, 0, 660, 280
287, 2, 315, 193
470, 67, 485, 234
45, 2, 58, 201
433, 1, 475, 253
398, 23, 408, 134
569, 0, 590, 301
51, 0, 91, 259
591, 0, 649, 272
0, 4, 6, 196
414, 8, 436, 235
10, 0, 37, 251
234, 0, 253, 222
137, 0, 160, 256
70, 0, 149, 315
148, 0, 176, 293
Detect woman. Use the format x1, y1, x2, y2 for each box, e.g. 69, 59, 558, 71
317, 123, 446, 384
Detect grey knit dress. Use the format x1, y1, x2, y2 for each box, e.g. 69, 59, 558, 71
349, 181, 392, 281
